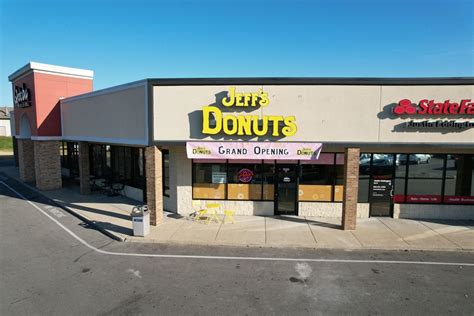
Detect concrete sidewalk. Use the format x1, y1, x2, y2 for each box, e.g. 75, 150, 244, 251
1, 165, 473, 251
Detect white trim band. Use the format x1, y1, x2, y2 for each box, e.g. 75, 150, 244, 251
30, 136, 63, 141
8, 62, 94, 82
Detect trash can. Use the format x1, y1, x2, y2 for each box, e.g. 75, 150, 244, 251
130, 205, 150, 237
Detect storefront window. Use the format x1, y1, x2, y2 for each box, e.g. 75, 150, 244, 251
358, 153, 371, 203
60, 142, 79, 178
193, 159, 226, 199
406, 154, 443, 203
299, 153, 335, 202
444, 154, 474, 204
394, 154, 407, 203
192, 160, 275, 201
90, 144, 110, 178
163, 150, 170, 197
227, 160, 262, 200
89, 145, 144, 189
262, 161, 275, 200
334, 154, 345, 202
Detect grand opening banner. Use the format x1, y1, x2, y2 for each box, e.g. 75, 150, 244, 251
186, 142, 323, 160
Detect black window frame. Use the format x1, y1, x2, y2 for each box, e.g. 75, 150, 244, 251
299, 153, 343, 203
162, 149, 170, 197
360, 153, 474, 206
191, 154, 345, 203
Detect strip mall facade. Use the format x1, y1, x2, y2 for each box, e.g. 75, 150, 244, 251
8, 63, 474, 229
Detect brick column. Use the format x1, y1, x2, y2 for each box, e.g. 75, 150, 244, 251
34, 141, 62, 190
17, 138, 35, 183
342, 147, 360, 230
145, 146, 163, 226
78, 142, 91, 195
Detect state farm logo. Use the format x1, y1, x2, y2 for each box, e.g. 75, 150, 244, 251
393, 99, 473, 116
393, 99, 417, 114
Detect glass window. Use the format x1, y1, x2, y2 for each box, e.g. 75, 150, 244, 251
299, 153, 335, 202
262, 161, 275, 201
371, 154, 394, 177
163, 150, 170, 197
394, 154, 407, 203
406, 154, 443, 203
334, 154, 345, 202
89, 145, 144, 190
130, 148, 145, 189
358, 153, 371, 203
90, 145, 104, 177
227, 160, 262, 200
444, 154, 474, 204
60, 141, 67, 168
106, 145, 111, 169
193, 160, 226, 199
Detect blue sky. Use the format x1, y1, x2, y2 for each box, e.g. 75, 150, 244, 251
1, 0, 473, 105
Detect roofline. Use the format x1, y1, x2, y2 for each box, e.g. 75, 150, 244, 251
146, 77, 474, 86
61, 79, 147, 103
8, 62, 94, 82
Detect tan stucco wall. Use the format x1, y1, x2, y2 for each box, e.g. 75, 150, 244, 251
153, 84, 473, 146
62, 84, 148, 145
379, 85, 474, 143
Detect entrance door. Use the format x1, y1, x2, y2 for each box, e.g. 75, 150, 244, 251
369, 154, 395, 216
275, 164, 298, 215
370, 178, 393, 216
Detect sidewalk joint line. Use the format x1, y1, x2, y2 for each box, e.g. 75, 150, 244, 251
167, 219, 190, 241
214, 218, 224, 241
418, 220, 463, 249
305, 216, 318, 245
377, 218, 410, 246
349, 230, 364, 247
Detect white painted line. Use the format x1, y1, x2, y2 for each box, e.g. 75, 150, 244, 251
48, 207, 66, 218
1, 180, 474, 267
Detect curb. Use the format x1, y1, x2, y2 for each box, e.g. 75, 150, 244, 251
0, 172, 125, 242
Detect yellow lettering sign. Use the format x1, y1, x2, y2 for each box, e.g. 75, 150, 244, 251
201, 87, 297, 137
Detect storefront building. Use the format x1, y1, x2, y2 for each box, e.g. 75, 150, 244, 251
8, 62, 474, 229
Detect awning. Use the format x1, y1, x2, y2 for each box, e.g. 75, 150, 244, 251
186, 141, 323, 160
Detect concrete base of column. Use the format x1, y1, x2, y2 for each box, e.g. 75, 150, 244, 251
145, 146, 164, 226
342, 147, 360, 230
34, 140, 62, 190
17, 138, 36, 183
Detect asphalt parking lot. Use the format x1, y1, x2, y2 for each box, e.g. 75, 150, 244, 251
1, 176, 473, 315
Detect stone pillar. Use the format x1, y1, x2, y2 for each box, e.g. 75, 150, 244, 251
342, 147, 360, 230
78, 142, 91, 195
34, 141, 62, 190
145, 146, 163, 226
17, 138, 35, 183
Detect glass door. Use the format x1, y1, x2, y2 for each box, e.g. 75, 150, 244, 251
275, 164, 298, 215
369, 154, 395, 216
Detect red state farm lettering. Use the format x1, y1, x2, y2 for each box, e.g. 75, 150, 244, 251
395, 99, 473, 115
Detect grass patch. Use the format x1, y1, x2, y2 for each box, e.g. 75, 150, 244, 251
0, 136, 13, 151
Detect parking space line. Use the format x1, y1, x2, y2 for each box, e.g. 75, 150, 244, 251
1, 180, 473, 266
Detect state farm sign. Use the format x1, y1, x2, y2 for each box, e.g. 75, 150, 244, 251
393, 99, 473, 115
